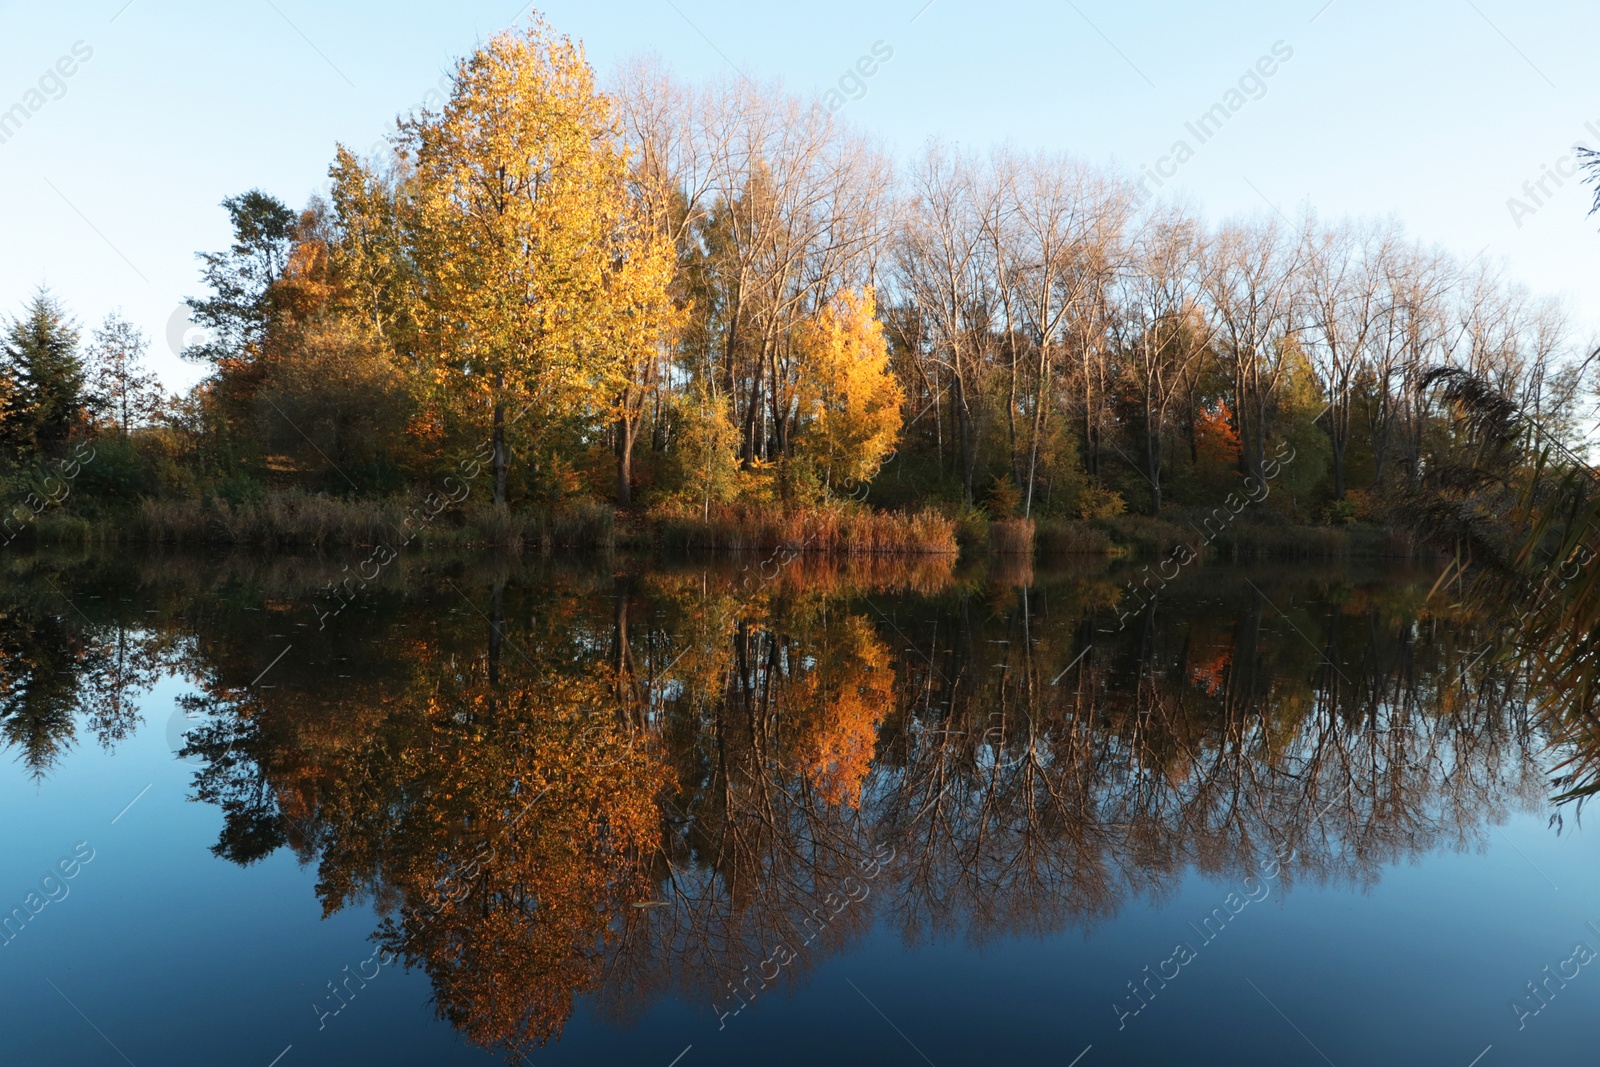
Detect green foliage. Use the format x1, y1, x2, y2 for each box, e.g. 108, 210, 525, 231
216, 473, 266, 507
1324, 499, 1358, 526
185, 190, 296, 365
777, 455, 826, 509
662, 386, 741, 517
2, 290, 86, 458
1076, 484, 1127, 520
1260, 344, 1332, 517
951, 506, 990, 549
251, 318, 414, 490
67, 435, 156, 511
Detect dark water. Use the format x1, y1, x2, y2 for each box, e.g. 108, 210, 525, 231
0, 549, 1593, 1066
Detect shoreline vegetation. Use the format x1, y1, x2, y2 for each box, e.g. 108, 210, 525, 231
4, 488, 1428, 561
0, 14, 1589, 567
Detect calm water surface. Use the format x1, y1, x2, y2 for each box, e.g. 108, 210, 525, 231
0, 550, 1593, 1065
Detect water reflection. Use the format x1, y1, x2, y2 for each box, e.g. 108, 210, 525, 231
0, 551, 1552, 1060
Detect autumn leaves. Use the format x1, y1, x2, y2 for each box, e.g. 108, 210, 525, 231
331, 19, 901, 513
397, 19, 677, 505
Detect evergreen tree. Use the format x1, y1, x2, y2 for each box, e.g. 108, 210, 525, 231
1, 289, 85, 458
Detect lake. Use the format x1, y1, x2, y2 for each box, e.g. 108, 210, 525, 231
0, 548, 1592, 1066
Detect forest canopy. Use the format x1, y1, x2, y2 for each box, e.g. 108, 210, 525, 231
2, 13, 1594, 551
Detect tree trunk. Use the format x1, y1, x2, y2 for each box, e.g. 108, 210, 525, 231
1146, 425, 1163, 515
1330, 432, 1346, 499
740, 352, 762, 467
492, 393, 507, 507
954, 375, 976, 508
616, 413, 637, 508
1007, 345, 1021, 494
1023, 343, 1050, 518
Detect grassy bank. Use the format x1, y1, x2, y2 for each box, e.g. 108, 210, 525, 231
15, 492, 958, 556
989, 510, 1435, 561
13, 490, 1429, 563
132, 496, 618, 551
17, 493, 617, 551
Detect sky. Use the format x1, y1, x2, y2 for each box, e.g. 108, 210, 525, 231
1, 0, 1597, 391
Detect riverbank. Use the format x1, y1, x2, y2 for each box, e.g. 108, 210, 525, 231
981, 512, 1425, 561
12, 491, 1426, 560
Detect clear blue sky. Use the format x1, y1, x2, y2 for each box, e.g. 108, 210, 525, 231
1, 0, 1597, 389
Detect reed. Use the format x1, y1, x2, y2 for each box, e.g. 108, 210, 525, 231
135, 493, 412, 547
1034, 520, 1114, 556
653, 504, 958, 556
1208, 523, 1352, 560
988, 518, 1036, 556
1100, 515, 1205, 558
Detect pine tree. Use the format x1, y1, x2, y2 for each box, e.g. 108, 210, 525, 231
1, 290, 85, 458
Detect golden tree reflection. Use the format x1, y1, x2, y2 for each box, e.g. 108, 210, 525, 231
0, 553, 1562, 1061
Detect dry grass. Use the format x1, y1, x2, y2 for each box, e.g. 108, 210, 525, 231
106, 494, 955, 557
439, 502, 615, 550
654, 504, 958, 556
1035, 520, 1115, 556
988, 518, 1036, 556
137, 494, 410, 547
134, 492, 615, 549
1102, 515, 1207, 558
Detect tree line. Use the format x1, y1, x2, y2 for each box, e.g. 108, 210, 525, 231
3, 14, 1593, 538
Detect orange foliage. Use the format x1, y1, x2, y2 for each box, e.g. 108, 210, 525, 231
786, 615, 894, 808
1188, 646, 1233, 697
1194, 401, 1242, 470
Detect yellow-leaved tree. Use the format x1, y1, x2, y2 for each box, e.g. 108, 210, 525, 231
669, 383, 741, 521
401, 16, 674, 505
793, 288, 903, 496
594, 205, 680, 508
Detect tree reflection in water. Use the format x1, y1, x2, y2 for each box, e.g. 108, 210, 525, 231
0, 551, 1551, 1061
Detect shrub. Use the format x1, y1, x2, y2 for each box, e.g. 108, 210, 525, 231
216, 473, 266, 508
984, 475, 1021, 518
1035, 520, 1114, 555
1324, 499, 1358, 526
951, 507, 989, 551
1076, 485, 1125, 520
1101, 515, 1204, 558
988, 518, 1035, 555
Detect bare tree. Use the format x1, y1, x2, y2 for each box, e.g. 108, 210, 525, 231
891, 144, 998, 507
988, 149, 1132, 516
86, 311, 165, 437
611, 59, 724, 505
693, 78, 891, 467
1203, 215, 1304, 480
1112, 205, 1216, 514
1303, 218, 1394, 499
